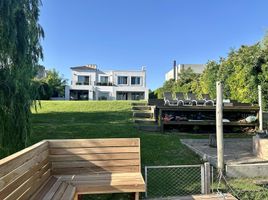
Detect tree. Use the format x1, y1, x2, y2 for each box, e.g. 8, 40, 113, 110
36, 69, 67, 99
199, 61, 220, 99
0, 0, 44, 156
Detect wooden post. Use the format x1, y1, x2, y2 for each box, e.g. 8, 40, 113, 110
216, 81, 224, 172
258, 85, 263, 131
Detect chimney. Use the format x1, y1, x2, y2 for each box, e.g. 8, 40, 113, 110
173, 60, 176, 80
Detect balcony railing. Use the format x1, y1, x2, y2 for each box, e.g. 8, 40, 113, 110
75, 82, 90, 85
96, 82, 114, 86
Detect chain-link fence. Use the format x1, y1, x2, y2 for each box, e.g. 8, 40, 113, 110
211, 166, 268, 200
145, 164, 207, 198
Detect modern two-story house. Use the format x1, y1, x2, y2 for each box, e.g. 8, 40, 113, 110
65, 64, 148, 100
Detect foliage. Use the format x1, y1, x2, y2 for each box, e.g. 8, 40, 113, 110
154, 33, 268, 109
199, 60, 220, 99
0, 0, 44, 155
155, 68, 200, 98
35, 68, 67, 99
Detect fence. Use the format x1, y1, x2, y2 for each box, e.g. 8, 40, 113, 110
144, 163, 210, 198
211, 166, 268, 200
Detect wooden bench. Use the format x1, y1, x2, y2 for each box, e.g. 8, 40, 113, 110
0, 138, 145, 200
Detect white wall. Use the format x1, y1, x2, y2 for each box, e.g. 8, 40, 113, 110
66, 67, 148, 101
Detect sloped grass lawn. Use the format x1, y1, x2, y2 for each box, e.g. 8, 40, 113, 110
30, 101, 201, 199
31, 101, 201, 166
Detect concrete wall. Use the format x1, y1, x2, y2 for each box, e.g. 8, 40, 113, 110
226, 163, 268, 178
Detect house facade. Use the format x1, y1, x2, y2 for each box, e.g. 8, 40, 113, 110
165, 64, 206, 81
65, 64, 148, 100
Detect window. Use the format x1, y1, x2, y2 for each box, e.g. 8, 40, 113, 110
100, 76, 108, 84
131, 92, 144, 100
77, 76, 90, 85
131, 77, 141, 85
118, 76, 128, 84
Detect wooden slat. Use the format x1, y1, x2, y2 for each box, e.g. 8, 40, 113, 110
29, 177, 57, 200
4, 165, 50, 200
52, 160, 140, 169
0, 158, 49, 198
55, 173, 144, 181
49, 153, 139, 161
60, 184, 76, 200
48, 138, 140, 148
52, 166, 140, 175
0, 141, 48, 177
41, 178, 63, 200
0, 150, 49, 189
51, 182, 68, 200
50, 147, 140, 155
18, 169, 51, 200
76, 184, 146, 194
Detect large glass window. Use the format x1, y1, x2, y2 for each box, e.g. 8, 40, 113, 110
131, 92, 144, 100
118, 76, 128, 84
100, 76, 108, 84
131, 77, 141, 85
77, 76, 90, 85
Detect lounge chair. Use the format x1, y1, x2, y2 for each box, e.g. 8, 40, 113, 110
163, 92, 178, 106
187, 93, 206, 106
175, 92, 192, 106
202, 94, 216, 106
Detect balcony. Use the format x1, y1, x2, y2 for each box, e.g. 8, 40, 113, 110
75, 82, 90, 85
96, 82, 114, 86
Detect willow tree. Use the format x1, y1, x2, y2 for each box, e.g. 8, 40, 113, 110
0, 0, 44, 156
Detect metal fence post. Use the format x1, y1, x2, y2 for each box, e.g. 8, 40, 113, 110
204, 162, 211, 194
201, 164, 205, 194
211, 165, 214, 193
145, 166, 148, 198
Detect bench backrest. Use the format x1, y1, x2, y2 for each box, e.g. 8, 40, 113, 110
0, 141, 50, 200
48, 138, 141, 175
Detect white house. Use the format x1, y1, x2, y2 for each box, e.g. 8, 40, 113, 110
165, 64, 206, 81
65, 64, 148, 100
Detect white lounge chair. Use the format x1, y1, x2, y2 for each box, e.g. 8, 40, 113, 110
163, 92, 178, 106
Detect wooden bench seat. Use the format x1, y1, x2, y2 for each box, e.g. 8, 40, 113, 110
56, 173, 145, 194
0, 138, 145, 200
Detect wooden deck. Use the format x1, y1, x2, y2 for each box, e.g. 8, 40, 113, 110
157, 105, 259, 132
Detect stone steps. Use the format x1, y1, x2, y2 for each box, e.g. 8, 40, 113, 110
131, 102, 147, 106
132, 106, 151, 111
133, 111, 154, 118
134, 118, 157, 124
134, 124, 160, 132
132, 103, 160, 132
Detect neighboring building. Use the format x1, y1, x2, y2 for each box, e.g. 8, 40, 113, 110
165, 64, 206, 81
65, 64, 148, 100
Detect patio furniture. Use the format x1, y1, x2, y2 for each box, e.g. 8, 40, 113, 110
163, 92, 178, 106
175, 92, 185, 106
0, 138, 145, 200
202, 94, 216, 106
187, 93, 206, 106
175, 92, 192, 106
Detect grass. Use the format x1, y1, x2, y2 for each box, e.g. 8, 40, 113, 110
31, 101, 202, 167
4, 100, 261, 199
29, 100, 202, 199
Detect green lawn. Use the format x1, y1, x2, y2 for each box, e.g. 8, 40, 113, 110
30, 101, 202, 199
31, 101, 202, 167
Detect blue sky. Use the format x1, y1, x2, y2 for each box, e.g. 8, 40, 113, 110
39, 0, 268, 90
